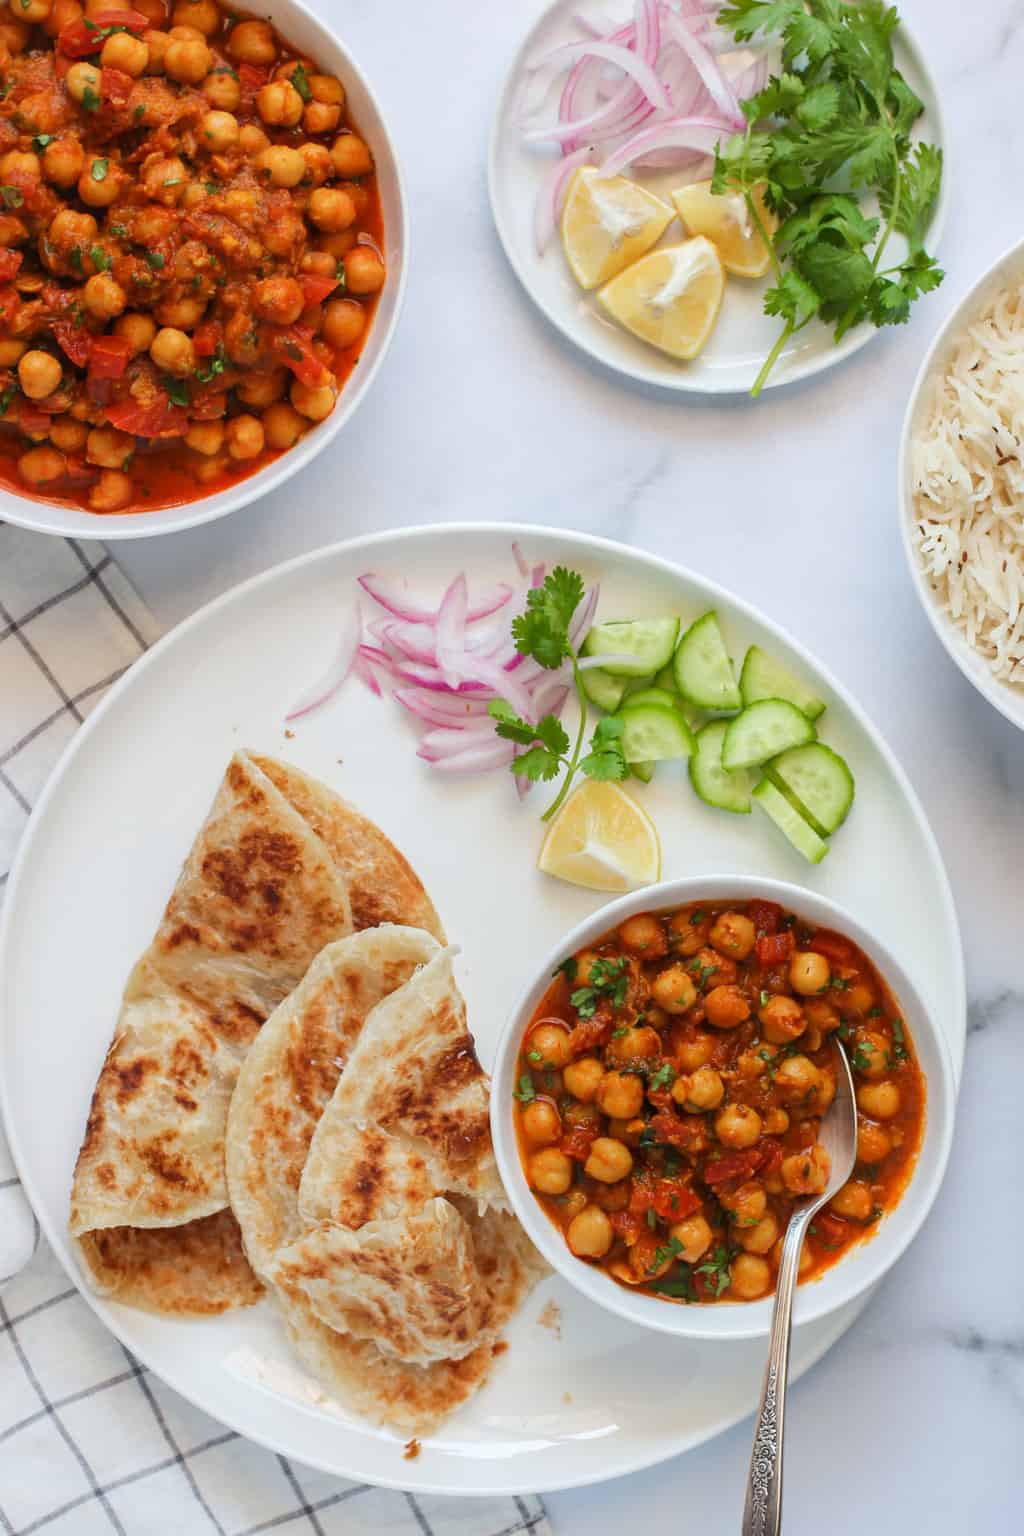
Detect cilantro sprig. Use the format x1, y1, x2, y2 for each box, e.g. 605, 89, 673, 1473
569, 956, 628, 1019
489, 568, 627, 819
714, 0, 943, 395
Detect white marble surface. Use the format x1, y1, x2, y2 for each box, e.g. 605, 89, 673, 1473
114, 0, 1022, 1529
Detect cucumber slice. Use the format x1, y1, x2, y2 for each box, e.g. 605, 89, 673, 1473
631, 759, 656, 784
722, 699, 816, 770
739, 645, 826, 721
617, 702, 695, 763
582, 618, 680, 677
581, 667, 628, 713
622, 686, 679, 711
752, 779, 829, 864
673, 611, 742, 711
689, 719, 752, 814
766, 743, 854, 836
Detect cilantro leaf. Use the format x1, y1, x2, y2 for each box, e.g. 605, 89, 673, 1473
695, 1244, 735, 1298
511, 567, 584, 670
579, 713, 627, 782
512, 1074, 536, 1104
512, 745, 564, 783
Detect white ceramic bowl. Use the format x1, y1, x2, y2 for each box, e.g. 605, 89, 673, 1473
0, 0, 407, 541
491, 875, 956, 1342
899, 237, 1024, 732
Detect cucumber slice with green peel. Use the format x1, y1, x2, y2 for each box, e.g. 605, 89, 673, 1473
582, 618, 680, 677
581, 667, 628, 714
673, 611, 742, 711
740, 645, 827, 721
616, 702, 695, 763
689, 719, 752, 814
722, 699, 816, 770
766, 743, 854, 836
622, 686, 680, 711
752, 779, 829, 864
631, 759, 656, 784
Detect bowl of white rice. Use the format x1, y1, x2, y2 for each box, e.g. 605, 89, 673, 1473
901, 239, 1024, 731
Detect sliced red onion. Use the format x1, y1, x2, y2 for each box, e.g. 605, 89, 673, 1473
435, 572, 469, 689
353, 654, 382, 696
523, 41, 671, 143
356, 231, 385, 262
569, 581, 600, 649
422, 739, 518, 774
459, 655, 536, 720
285, 601, 361, 721
392, 687, 493, 727
357, 572, 512, 624
598, 115, 732, 177
661, 8, 743, 127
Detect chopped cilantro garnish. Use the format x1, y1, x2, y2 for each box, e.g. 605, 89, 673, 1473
526, 1048, 542, 1064
69, 245, 84, 273
695, 1244, 735, 1298
553, 956, 577, 983
32, 134, 53, 151
889, 1018, 908, 1064
850, 1040, 876, 1073
569, 956, 629, 1020
90, 158, 109, 182
291, 61, 313, 102
649, 1061, 676, 1092
335, 260, 347, 288
90, 246, 111, 272
512, 1074, 536, 1105
82, 84, 101, 113
647, 1236, 683, 1274
650, 1269, 696, 1301
689, 909, 707, 924
162, 376, 189, 407
0, 186, 23, 209
646, 1208, 657, 1230
195, 346, 226, 384
0, 386, 14, 417
144, 251, 164, 270
133, 104, 146, 121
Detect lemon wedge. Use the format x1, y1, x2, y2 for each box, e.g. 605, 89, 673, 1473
537, 780, 661, 893
597, 237, 724, 360
671, 181, 778, 279
561, 167, 674, 290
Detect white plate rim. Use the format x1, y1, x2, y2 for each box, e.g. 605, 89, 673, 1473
488, 0, 949, 397
0, 520, 966, 1494
898, 233, 1024, 734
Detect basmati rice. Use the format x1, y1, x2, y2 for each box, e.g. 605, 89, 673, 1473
910, 283, 1024, 687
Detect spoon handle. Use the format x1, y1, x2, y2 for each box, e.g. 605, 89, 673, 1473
740, 1206, 811, 1536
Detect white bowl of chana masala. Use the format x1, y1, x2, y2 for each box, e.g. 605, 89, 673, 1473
0, 0, 405, 537
492, 877, 956, 1341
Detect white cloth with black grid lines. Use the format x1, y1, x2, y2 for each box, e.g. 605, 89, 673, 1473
0, 525, 552, 1536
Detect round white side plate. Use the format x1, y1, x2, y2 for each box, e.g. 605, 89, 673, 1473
0, 523, 964, 1495
489, 0, 948, 395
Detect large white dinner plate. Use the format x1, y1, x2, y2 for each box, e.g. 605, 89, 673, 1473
0, 524, 964, 1496
489, 0, 948, 395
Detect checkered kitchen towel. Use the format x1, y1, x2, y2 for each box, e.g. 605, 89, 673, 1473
0, 525, 552, 1536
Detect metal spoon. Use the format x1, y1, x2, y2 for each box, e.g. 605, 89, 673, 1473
741, 1039, 858, 1536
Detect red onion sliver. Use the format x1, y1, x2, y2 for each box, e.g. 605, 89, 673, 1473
522, 41, 671, 143
424, 739, 518, 774
661, 8, 743, 127
356, 231, 385, 262
353, 654, 382, 696
357, 572, 512, 624
285, 601, 361, 721
436, 571, 469, 689
598, 115, 732, 178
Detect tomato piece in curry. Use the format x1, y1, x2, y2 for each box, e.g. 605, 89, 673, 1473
514, 899, 925, 1304
0, 0, 384, 514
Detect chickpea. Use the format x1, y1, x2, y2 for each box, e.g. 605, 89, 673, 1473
86, 427, 134, 469
851, 1030, 889, 1079
773, 1055, 822, 1102
675, 1032, 714, 1071
18, 445, 65, 485
131, 205, 174, 245
165, 34, 211, 83
759, 993, 805, 1044
675, 1064, 724, 1112
344, 245, 386, 295
724, 1181, 766, 1225
101, 32, 148, 74
330, 132, 372, 178
184, 419, 224, 456
605, 1026, 659, 1066
831, 1181, 874, 1222
85, 468, 131, 512
595, 1070, 643, 1121
238, 122, 270, 155
203, 68, 241, 111
142, 155, 188, 206
305, 187, 354, 234
857, 1080, 900, 1120
171, 0, 218, 34
527, 1146, 572, 1196
199, 110, 239, 152
143, 28, 169, 71
763, 1107, 790, 1136
225, 414, 264, 461
256, 144, 306, 189
0, 17, 30, 53
730, 1252, 772, 1299
668, 908, 710, 955
77, 158, 119, 209
563, 1189, 588, 1220
250, 276, 304, 329
299, 101, 338, 136
566, 1205, 613, 1260
692, 946, 738, 987
114, 312, 157, 354
617, 913, 667, 957
857, 1120, 891, 1164
709, 911, 756, 960
261, 399, 305, 451
790, 950, 831, 995
521, 1098, 561, 1146
0, 214, 27, 248
667, 1213, 711, 1265
228, 18, 276, 65
44, 0, 82, 37
554, 1059, 599, 1107
149, 327, 195, 377
0, 338, 26, 366
233, 369, 284, 410
651, 963, 697, 1015
529, 1022, 572, 1069
18, 350, 61, 401
714, 1102, 762, 1149
573, 951, 603, 985
842, 980, 877, 1018
804, 998, 840, 1033
704, 984, 751, 1030
298, 141, 332, 186
192, 453, 227, 485
256, 79, 302, 128
317, 228, 357, 260
1, 150, 40, 181
78, 275, 125, 326
65, 63, 102, 109
739, 1212, 779, 1255
781, 1144, 830, 1195
290, 378, 336, 421
584, 1136, 633, 1184
154, 294, 206, 330
16, 0, 52, 22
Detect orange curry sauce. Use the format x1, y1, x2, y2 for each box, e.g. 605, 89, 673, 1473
515, 898, 925, 1305
0, 0, 383, 514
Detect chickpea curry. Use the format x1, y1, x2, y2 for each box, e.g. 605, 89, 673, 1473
515, 899, 925, 1304
0, 0, 384, 514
